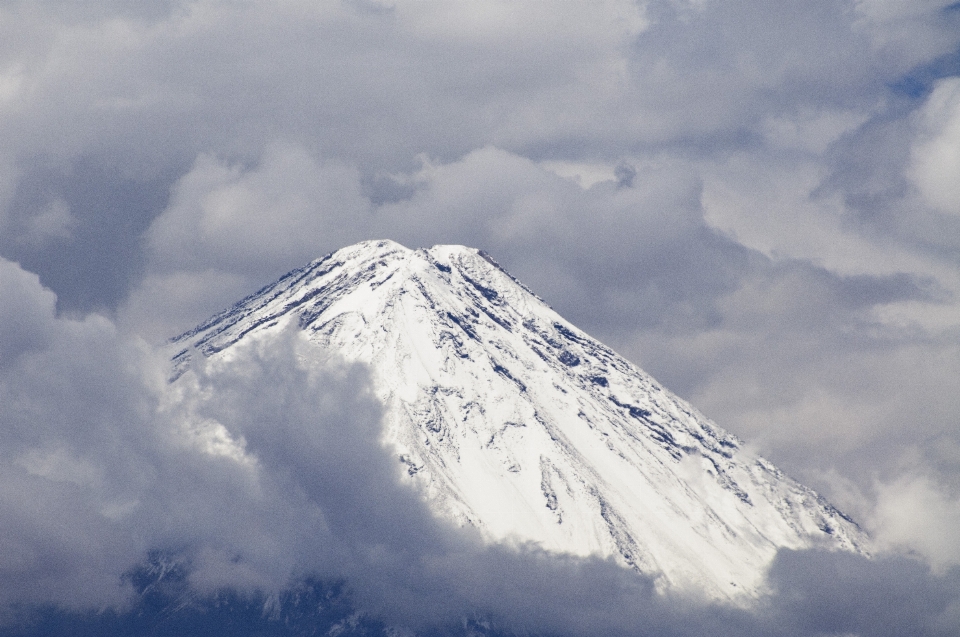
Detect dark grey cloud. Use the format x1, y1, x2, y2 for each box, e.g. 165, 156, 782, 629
0, 155, 177, 314
763, 550, 960, 637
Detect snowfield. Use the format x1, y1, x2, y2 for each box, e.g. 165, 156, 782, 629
171, 239, 869, 601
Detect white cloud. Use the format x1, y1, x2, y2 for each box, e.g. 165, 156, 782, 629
0, 255, 348, 607
871, 474, 960, 570
539, 160, 619, 189
0, 257, 56, 362
146, 143, 371, 276
120, 143, 374, 341
910, 77, 960, 216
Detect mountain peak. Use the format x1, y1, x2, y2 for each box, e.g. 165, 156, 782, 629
171, 240, 868, 601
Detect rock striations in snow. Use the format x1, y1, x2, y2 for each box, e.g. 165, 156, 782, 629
170, 240, 868, 601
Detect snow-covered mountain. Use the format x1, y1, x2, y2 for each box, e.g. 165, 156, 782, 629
170, 239, 868, 601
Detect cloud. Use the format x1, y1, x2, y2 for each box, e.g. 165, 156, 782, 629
854, 0, 960, 65
0, 157, 174, 314
0, 256, 345, 608
763, 549, 960, 637
0, 260, 162, 608
911, 77, 960, 215
2, 0, 958, 322
1, 0, 960, 633
870, 474, 960, 570
119, 143, 372, 340
0, 258, 56, 363
145, 143, 371, 278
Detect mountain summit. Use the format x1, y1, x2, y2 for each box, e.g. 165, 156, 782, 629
171, 240, 867, 601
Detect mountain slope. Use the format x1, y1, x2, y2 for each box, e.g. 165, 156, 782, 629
170, 239, 868, 601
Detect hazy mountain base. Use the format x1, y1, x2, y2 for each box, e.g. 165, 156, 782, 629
7, 549, 960, 637
6, 553, 383, 637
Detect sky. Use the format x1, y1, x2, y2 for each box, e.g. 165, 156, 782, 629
1, 0, 960, 634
